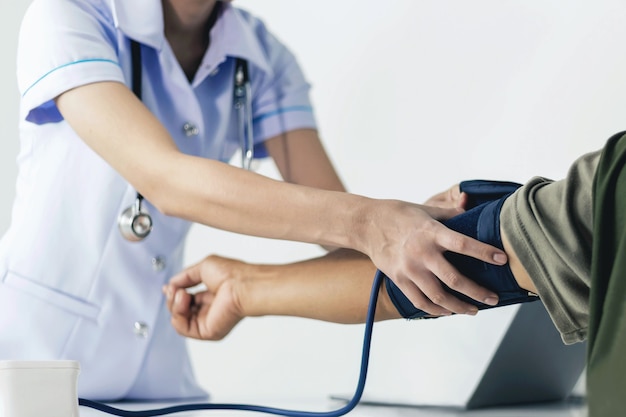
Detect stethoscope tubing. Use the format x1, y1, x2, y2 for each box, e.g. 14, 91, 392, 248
78, 271, 384, 416
119, 42, 254, 242
234, 57, 254, 171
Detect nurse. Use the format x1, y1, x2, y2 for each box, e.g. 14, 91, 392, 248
0, 0, 507, 401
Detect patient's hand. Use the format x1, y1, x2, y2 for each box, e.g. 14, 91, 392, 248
163, 255, 249, 340
424, 183, 467, 209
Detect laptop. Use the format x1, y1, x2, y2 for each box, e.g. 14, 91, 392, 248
334, 301, 586, 409
465, 301, 586, 409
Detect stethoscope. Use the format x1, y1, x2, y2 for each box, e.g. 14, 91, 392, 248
118, 40, 254, 242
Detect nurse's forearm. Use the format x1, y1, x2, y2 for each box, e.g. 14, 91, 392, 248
55, 81, 372, 249
159, 155, 383, 247
264, 128, 347, 253
236, 249, 401, 323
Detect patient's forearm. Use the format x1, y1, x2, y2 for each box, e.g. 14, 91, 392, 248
237, 237, 536, 324
237, 249, 401, 323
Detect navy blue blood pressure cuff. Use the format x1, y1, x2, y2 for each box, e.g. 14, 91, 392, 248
384, 180, 539, 319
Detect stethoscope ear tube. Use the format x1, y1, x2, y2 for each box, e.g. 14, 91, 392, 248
234, 58, 254, 170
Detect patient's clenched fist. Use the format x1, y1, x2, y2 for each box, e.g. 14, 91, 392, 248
163, 255, 250, 340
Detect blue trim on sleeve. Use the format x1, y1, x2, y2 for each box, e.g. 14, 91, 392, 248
22, 58, 121, 97
252, 105, 313, 124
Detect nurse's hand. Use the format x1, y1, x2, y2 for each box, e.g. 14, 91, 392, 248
359, 200, 503, 317
163, 256, 248, 341
423, 183, 467, 209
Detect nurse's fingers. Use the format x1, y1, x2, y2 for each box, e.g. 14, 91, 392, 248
423, 184, 467, 210
425, 206, 508, 267
389, 275, 453, 316
423, 227, 502, 307
430, 251, 500, 308
392, 264, 483, 316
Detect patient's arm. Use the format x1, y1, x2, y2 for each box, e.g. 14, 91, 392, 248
163, 249, 401, 340
501, 230, 537, 295
230, 249, 401, 323
164, 235, 535, 340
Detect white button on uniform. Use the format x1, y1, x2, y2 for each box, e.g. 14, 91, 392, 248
134, 322, 149, 338
183, 122, 199, 137
210, 67, 220, 76
152, 256, 166, 272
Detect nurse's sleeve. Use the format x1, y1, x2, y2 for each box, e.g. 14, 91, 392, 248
17, 0, 125, 125
249, 28, 318, 155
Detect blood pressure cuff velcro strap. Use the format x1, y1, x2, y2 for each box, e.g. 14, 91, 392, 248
384, 180, 539, 320
459, 179, 524, 208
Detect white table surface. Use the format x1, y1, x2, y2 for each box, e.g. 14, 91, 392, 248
78, 396, 587, 417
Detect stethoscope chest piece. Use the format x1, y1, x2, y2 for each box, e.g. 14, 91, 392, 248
118, 195, 153, 242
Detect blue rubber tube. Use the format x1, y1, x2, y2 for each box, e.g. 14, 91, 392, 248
79, 270, 384, 417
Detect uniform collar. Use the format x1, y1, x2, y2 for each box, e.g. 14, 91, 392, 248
110, 0, 272, 75
109, 0, 165, 51
211, 4, 273, 75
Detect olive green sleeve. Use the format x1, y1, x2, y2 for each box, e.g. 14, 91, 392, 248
500, 150, 600, 344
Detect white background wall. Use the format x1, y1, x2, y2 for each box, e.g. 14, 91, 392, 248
3, 0, 626, 407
